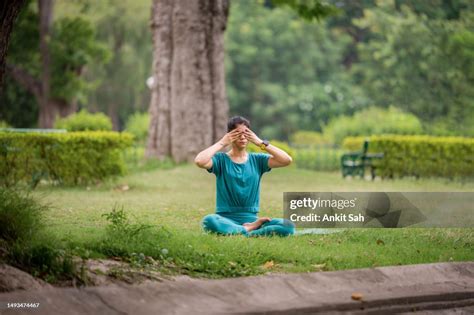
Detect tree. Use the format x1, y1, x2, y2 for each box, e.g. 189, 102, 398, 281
146, 0, 230, 162
54, 0, 154, 131
37, 0, 53, 128
0, 0, 26, 88
353, 1, 474, 134
147, 0, 336, 162
225, 1, 367, 140
4, 0, 109, 128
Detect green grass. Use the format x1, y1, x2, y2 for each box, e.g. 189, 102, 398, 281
33, 164, 474, 278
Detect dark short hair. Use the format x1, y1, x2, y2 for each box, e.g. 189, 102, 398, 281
227, 116, 250, 132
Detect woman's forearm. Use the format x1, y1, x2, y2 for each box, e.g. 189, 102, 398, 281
265, 144, 292, 164
194, 141, 225, 167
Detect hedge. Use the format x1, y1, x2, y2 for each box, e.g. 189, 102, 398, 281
294, 147, 343, 172
342, 135, 474, 178
0, 131, 134, 187
54, 110, 113, 131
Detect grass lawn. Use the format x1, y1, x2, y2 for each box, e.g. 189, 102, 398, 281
33, 164, 474, 278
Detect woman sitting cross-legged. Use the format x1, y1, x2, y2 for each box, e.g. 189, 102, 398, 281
194, 116, 295, 237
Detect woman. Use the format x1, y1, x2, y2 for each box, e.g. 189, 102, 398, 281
194, 116, 295, 236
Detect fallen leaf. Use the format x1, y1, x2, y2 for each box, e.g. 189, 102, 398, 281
114, 184, 130, 192
263, 261, 274, 269
121, 185, 130, 191
351, 292, 363, 301
376, 239, 384, 245
312, 263, 326, 271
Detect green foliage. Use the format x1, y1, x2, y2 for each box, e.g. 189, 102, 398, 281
9, 240, 77, 283
353, 2, 474, 134
50, 17, 110, 102
3, 3, 110, 126
226, 1, 368, 140
0, 131, 133, 187
0, 73, 39, 128
290, 131, 332, 147
54, 110, 113, 131
102, 205, 153, 240
0, 188, 45, 244
0, 187, 79, 283
0, 121, 11, 128
125, 112, 149, 143
424, 116, 474, 137
294, 148, 342, 171
342, 135, 474, 178
324, 106, 422, 145
270, 0, 339, 21
55, 0, 153, 129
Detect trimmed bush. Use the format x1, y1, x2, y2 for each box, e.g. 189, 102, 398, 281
342, 135, 474, 178
294, 147, 342, 171
0, 131, 133, 186
125, 112, 150, 144
0, 121, 11, 128
290, 131, 332, 147
324, 106, 423, 145
54, 109, 113, 131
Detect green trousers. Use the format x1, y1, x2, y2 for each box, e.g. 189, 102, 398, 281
202, 212, 295, 237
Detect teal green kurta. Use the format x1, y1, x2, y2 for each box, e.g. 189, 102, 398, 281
207, 152, 271, 213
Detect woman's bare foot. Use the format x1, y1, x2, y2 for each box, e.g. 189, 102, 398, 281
243, 217, 271, 232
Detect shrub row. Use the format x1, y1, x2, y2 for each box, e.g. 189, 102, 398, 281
342, 135, 474, 178
294, 147, 342, 172
248, 140, 341, 172
54, 110, 113, 131
0, 131, 133, 186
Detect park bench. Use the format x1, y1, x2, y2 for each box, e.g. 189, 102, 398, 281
340, 139, 384, 180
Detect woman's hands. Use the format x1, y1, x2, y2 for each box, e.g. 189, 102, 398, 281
220, 128, 242, 147
195, 126, 262, 169
243, 128, 263, 145
220, 126, 262, 146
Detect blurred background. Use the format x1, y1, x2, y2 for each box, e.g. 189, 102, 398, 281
1, 0, 473, 164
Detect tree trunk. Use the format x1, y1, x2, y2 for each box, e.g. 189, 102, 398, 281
108, 102, 120, 131
147, 0, 230, 162
55, 98, 74, 118
146, 0, 173, 159
0, 0, 26, 88
38, 0, 54, 128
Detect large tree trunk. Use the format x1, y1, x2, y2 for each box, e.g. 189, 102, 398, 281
0, 0, 26, 88
146, 0, 230, 162
38, 0, 54, 128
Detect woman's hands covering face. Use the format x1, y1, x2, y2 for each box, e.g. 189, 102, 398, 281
243, 128, 262, 145
221, 126, 262, 146
220, 128, 242, 146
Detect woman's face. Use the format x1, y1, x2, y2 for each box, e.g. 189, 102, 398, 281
233, 124, 248, 149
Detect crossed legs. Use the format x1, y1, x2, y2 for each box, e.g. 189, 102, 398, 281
202, 213, 295, 237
